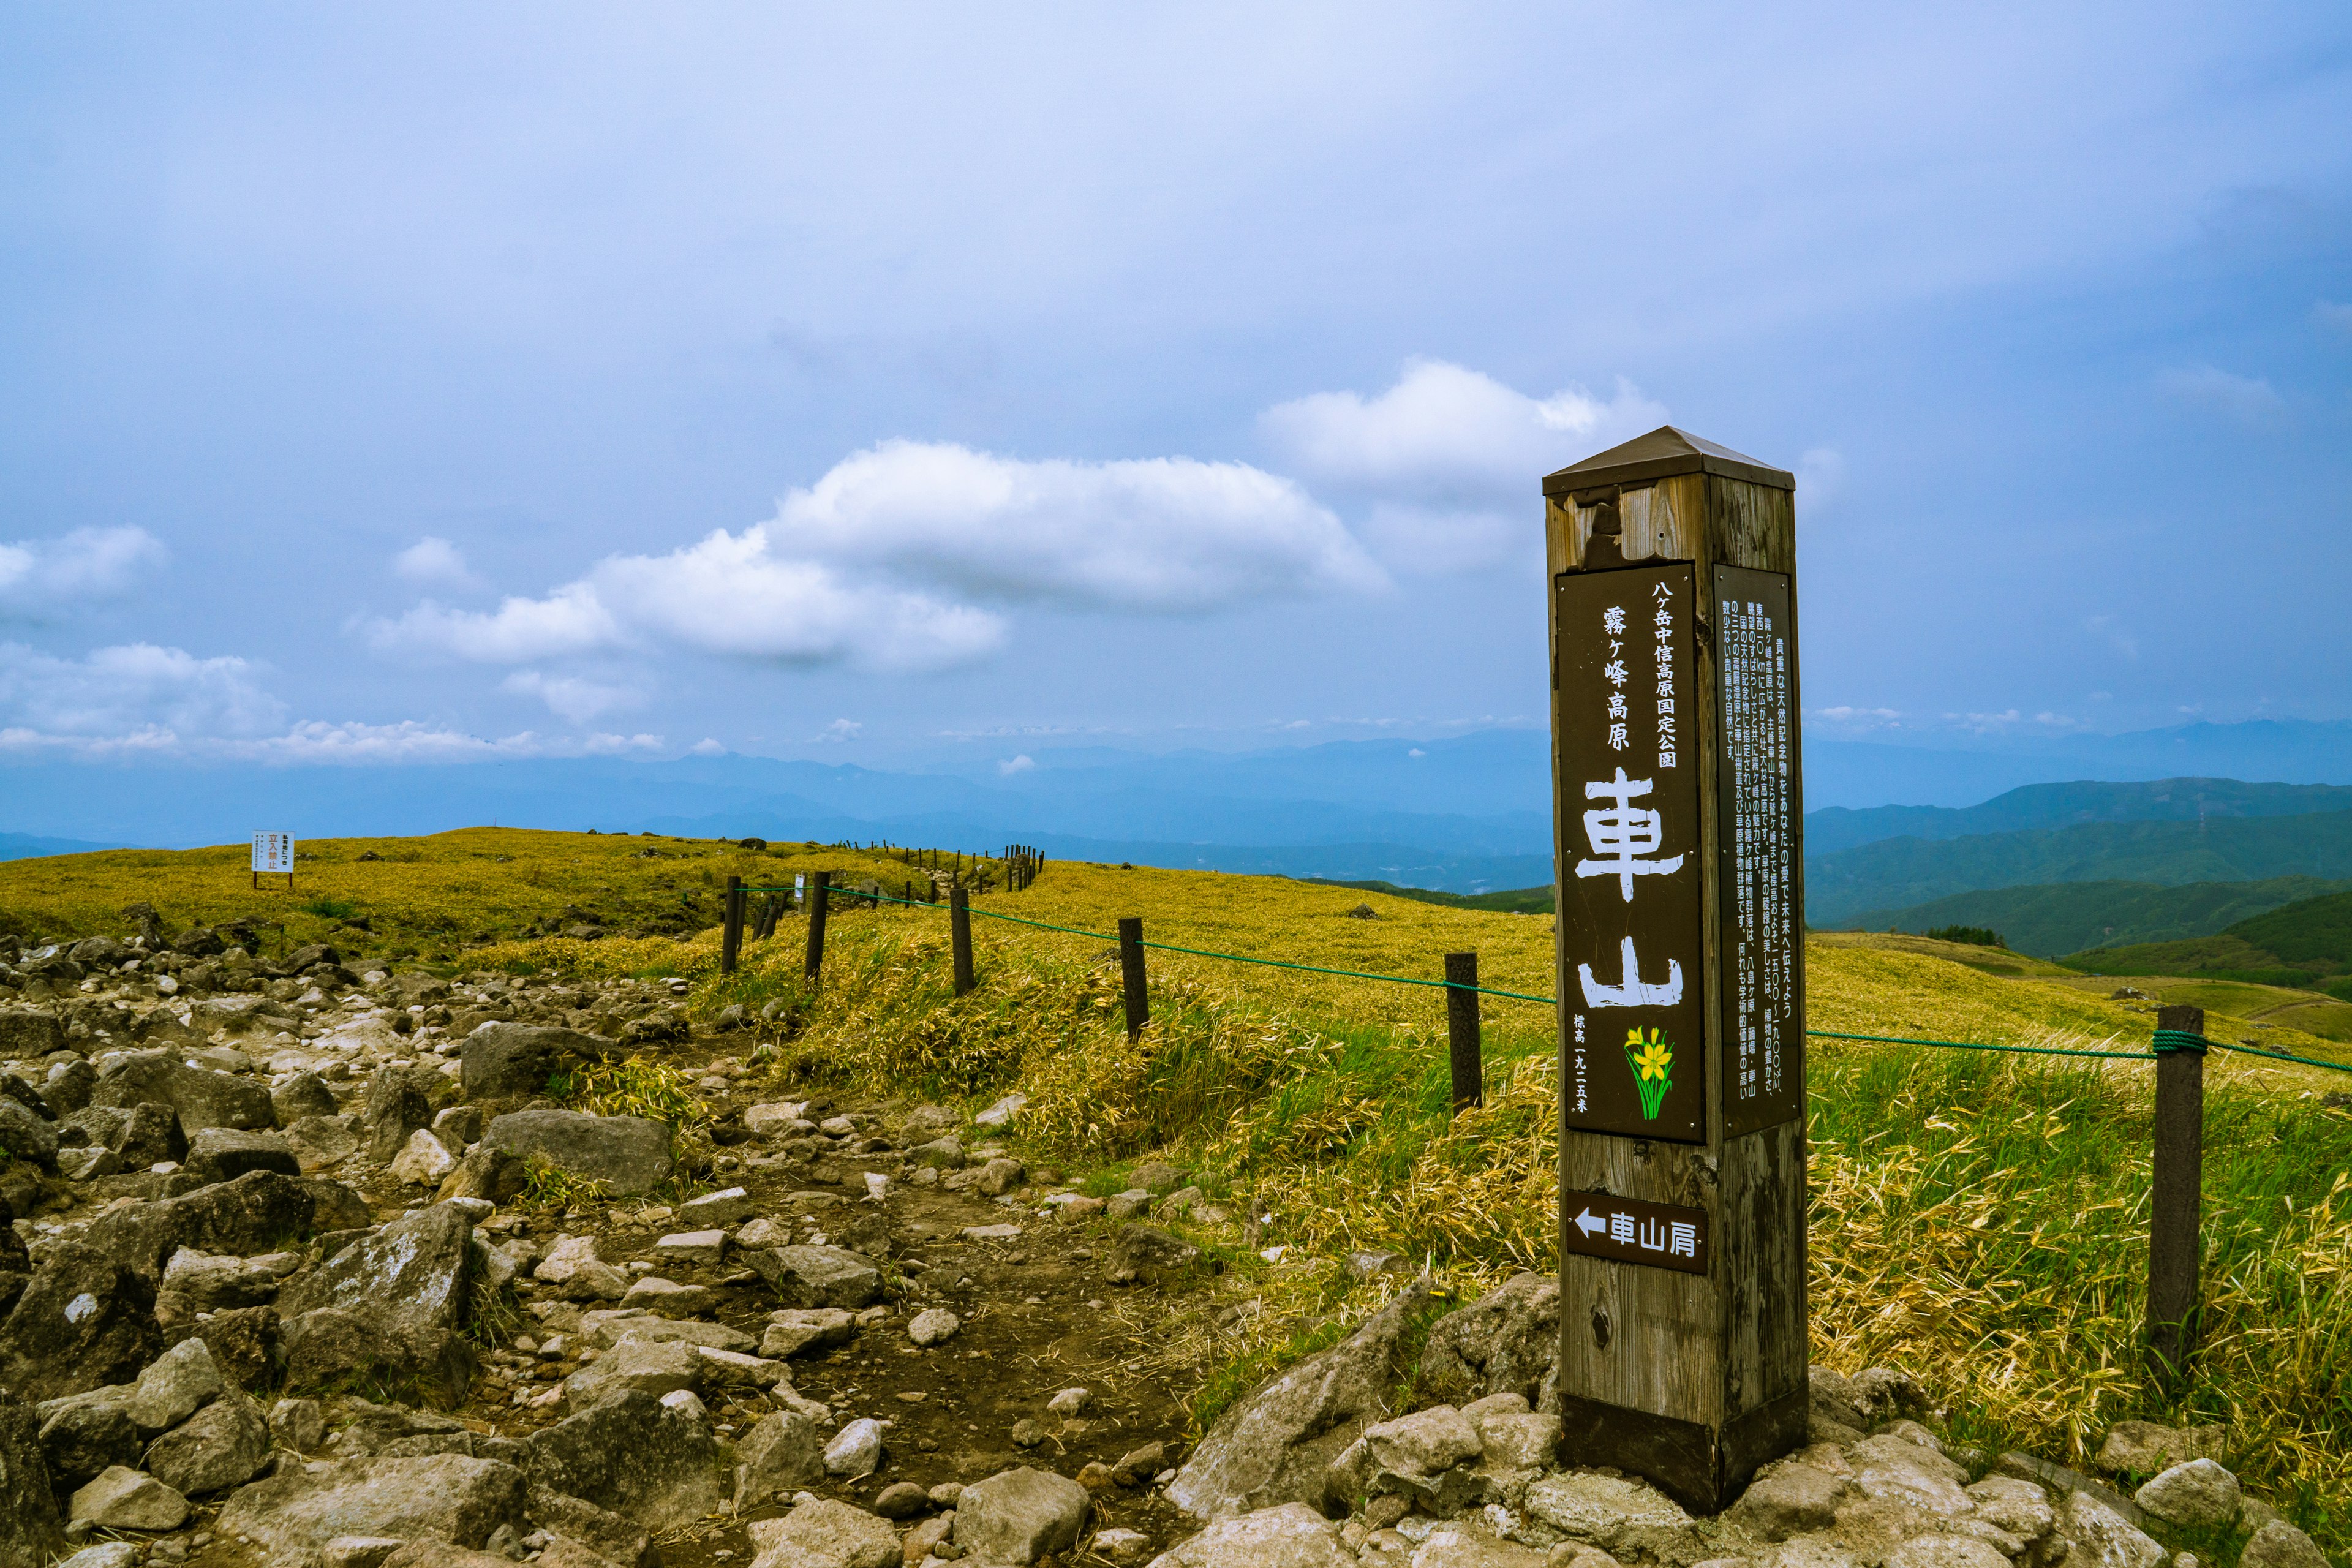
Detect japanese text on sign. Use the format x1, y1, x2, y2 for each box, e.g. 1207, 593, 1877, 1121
251, 832, 295, 875
1561, 1191, 1709, 1276
1555, 564, 1705, 1144
1717, 566, 1803, 1136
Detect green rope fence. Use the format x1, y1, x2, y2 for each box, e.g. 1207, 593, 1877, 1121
735, 881, 2352, 1074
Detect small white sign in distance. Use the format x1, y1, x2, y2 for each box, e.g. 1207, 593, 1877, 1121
252, 832, 295, 874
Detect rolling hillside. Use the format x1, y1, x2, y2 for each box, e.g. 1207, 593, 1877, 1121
2070, 888, 2352, 1000
1845, 875, 2352, 959
1805, 777, 2352, 854
1807, 807, 2352, 925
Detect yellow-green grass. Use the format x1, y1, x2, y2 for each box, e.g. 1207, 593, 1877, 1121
0, 827, 952, 967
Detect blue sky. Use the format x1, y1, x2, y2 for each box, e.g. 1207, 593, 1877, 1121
2, 3, 2348, 773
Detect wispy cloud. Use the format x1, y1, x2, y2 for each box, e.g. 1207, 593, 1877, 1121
394, 536, 483, 591
2156, 363, 2282, 420
0, 528, 167, 620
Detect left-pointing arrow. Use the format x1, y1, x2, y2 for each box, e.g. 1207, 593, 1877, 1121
1575, 1208, 1605, 1238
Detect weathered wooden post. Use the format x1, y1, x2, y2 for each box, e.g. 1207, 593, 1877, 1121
721, 875, 744, 975
1445, 951, 1483, 1114
804, 870, 833, 987
1545, 428, 1806, 1510
2148, 1004, 2207, 1382
950, 886, 976, 997
1118, 916, 1149, 1038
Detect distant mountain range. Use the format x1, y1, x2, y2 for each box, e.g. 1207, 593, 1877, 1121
2070, 889, 2352, 1003
0, 831, 124, 862
3, 717, 2350, 896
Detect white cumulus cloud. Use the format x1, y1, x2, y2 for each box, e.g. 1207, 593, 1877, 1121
0, 641, 286, 739
770, 440, 1386, 610
394, 536, 483, 590
500, 669, 644, 723
1261, 360, 1665, 492
0, 527, 167, 620
1259, 361, 1665, 571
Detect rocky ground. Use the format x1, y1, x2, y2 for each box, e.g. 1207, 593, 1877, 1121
0, 925, 2336, 1568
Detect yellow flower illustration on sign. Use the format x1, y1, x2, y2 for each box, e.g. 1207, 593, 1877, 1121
1623, 1026, 1675, 1120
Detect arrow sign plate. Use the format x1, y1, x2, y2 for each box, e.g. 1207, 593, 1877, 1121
1561, 1190, 1709, 1276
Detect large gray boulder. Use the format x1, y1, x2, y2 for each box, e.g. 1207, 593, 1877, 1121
214, 1454, 529, 1559
142, 1389, 272, 1495
36, 1395, 142, 1486
126, 1335, 227, 1432
484, 1110, 673, 1197
521, 1389, 726, 1532
1415, 1272, 1558, 1409
68, 1465, 189, 1532
461, 1023, 612, 1098
272, 1072, 341, 1123
0, 1100, 56, 1169
66, 1102, 184, 1167
184, 1126, 300, 1183
952, 1466, 1091, 1566
89, 1054, 274, 1132
0, 1242, 160, 1402
0, 1406, 68, 1568
748, 1244, 883, 1309
85, 1169, 320, 1279
282, 1306, 480, 1409
525, 1483, 655, 1568
281, 1204, 476, 1330
1167, 1285, 1427, 1520
0, 1011, 66, 1060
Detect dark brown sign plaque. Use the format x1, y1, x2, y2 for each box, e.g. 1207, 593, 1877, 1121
1561, 1189, 1710, 1276
1715, 566, 1803, 1137
1554, 563, 1705, 1144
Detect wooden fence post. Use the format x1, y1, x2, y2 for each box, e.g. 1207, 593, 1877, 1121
2149, 1003, 2207, 1382
1446, 951, 1483, 1114
721, 875, 743, 975
1118, 916, 1148, 1038
951, 885, 975, 997
804, 871, 832, 987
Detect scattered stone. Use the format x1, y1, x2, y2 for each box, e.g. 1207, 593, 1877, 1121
751, 1244, 883, 1309
761, 1308, 859, 1359
744, 1104, 804, 1136
1363, 1406, 1481, 1476
58, 1545, 141, 1568
1130, 1161, 1186, 1193
1521, 1472, 1691, 1551
1047, 1387, 1092, 1417
0, 1407, 67, 1566
875, 1481, 932, 1519
484, 1109, 673, 1197
2056, 1490, 2166, 1568
1731, 1458, 1855, 1540
751, 1497, 901, 1568
437, 1144, 527, 1205
622, 1276, 717, 1318
70, 1465, 190, 1531
2133, 1458, 2240, 1529
1167, 1284, 1428, 1519
908, 1308, 962, 1346
973, 1093, 1026, 1129
1142, 1502, 1353, 1568
273, 1396, 328, 1452
2095, 1422, 2226, 1478
274, 1072, 342, 1122
678, 1186, 755, 1227
1113, 1442, 1167, 1485
1416, 1273, 1559, 1409
1107, 1223, 1202, 1286
2238, 1519, 2330, 1568
126, 1333, 227, 1431
582, 1311, 756, 1354
954, 1465, 1090, 1566
461, 1024, 610, 1098
1885, 1537, 2011, 1568
824, 1417, 886, 1478
36, 1394, 141, 1486
652, 1229, 726, 1266
281, 1305, 479, 1408
1106, 1191, 1153, 1221
1096, 1528, 1153, 1564
391, 1128, 460, 1184
736, 1410, 827, 1508
535, 1235, 630, 1301
564, 1337, 702, 1404
903, 1513, 956, 1564
143, 1388, 273, 1494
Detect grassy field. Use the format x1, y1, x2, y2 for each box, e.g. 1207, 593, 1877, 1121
7, 836, 2352, 1547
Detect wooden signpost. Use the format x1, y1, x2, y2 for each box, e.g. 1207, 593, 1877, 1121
1545, 428, 1806, 1511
